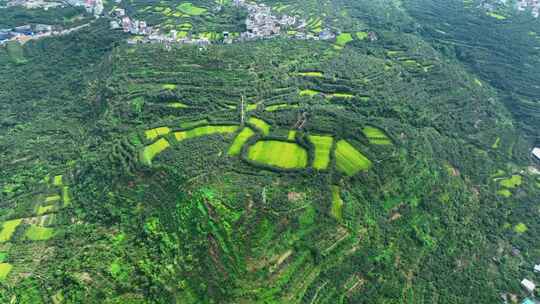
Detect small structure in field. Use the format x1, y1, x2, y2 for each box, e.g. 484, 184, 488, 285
521, 279, 536, 293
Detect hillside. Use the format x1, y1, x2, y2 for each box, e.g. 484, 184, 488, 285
0, 0, 539, 303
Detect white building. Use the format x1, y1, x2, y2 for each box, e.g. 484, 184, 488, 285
533, 147, 540, 161
535, 264, 540, 273
521, 279, 536, 293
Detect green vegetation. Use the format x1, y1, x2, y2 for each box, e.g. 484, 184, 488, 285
175, 125, 238, 141
335, 140, 372, 176
140, 138, 171, 165
24, 225, 55, 241
330, 186, 343, 221
228, 127, 255, 156
177, 3, 207, 15
299, 89, 319, 97
6, 41, 27, 65
248, 117, 270, 135
514, 223, 528, 234
363, 126, 392, 145
266, 103, 299, 112
53, 175, 63, 186
145, 127, 171, 140
336, 33, 353, 46
308, 135, 333, 170
0, 263, 13, 281
247, 140, 308, 169
356, 31, 368, 40
499, 175, 522, 188
0, 219, 22, 243
295, 71, 323, 77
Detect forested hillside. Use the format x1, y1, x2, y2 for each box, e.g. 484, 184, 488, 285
0, 0, 539, 303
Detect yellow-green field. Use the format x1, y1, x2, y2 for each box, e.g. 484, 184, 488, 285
175, 125, 238, 141
363, 126, 392, 145
45, 195, 61, 202
514, 223, 528, 234
331, 186, 343, 221
309, 135, 333, 170
37, 204, 55, 215
356, 31, 368, 40
0, 219, 22, 243
53, 175, 63, 186
25, 225, 55, 241
247, 140, 308, 169
299, 89, 320, 97
162, 84, 177, 90
499, 175, 522, 188
180, 119, 208, 129
140, 138, 171, 165
497, 189, 512, 197
288, 131, 296, 140
336, 33, 353, 46
167, 102, 188, 108
177, 3, 207, 15
62, 186, 71, 207
329, 93, 354, 99
296, 71, 324, 77
335, 140, 372, 176
0, 263, 12, 281
145, 127, 171, 140
228, 128, 255, 156
248, 117, 270, 135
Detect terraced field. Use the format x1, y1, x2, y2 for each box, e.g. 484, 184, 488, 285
334, 140, 372, 176
247, 140, 308, 169
309, 135, 333, 170
0, 219, 22, 243
140, 138, 171, 165
363, 126, 392, 145
228, 127, 255, 156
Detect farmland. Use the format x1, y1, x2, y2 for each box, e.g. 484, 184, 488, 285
0, 0, 539, 303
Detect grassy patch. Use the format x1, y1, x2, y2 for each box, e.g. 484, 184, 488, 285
140, 138, 171, 165
265, 103, 299, 112
45, 195, 61, 202
330, 93, 354, 99
248, 140, 308, 169
162, 84, 177, 90
25, 225, 55, 241
288, 131, 296, 140
309, 135, 333, 170
514, 223, 528, 234
37, 204, 55, 215
331, 186, 343, 221
53, 175, 63, 186
248, 117, 270, 135
62, 186, 71, 207
228, 128, 255, 156
296, 71, 323, 77
356, 31, 368, 40
362, 126, 392, 145
0, 219, 22, 243
145, 127, 171, 140
0, 263, 13, 281
487, 12, 506, 20
177, 3, 207, 15
0, 252, 6, 263
336, 33, 353, 46
497, 189, 512, 197
335, 140, 372, 176
167, 102, 188, 108
299, 89, 319, 97
175, 125, 238, 141
499, 175, 522, 189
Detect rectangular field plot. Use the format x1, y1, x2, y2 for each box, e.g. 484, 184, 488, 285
145, 127, 171, 140
309, 135, 333, 170
248, 140, 308, 169
335, 140, 372, 176
248, 117, 270, 135
175, 125, 238, 141
362, 126, 392, 145
331, 186, 343, 221
24, 225, 55, 241
228, 128, 255, 156
0, 219, 22, 243
0, 263, 13, 281
140, 138, 171, 165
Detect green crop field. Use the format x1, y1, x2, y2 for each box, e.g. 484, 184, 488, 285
53, 175, 63, 186
167, 102, 188, 108
37, 204, 55, 215
330, 186, 343, 221
499, 175, 522, 188
228, 128, 255, 156
248, 117, 270, 135
265, 104, 299, 112
62, 187, 71, 207
247, 140, 308, 169
6, 41, 27, 65
24, 225, 55, 241
299, 89, 319, 97
177, 3, 207, 15
145, 127, 171, 140
175, 125, 238, 141
308, 135, 333, 170
0, 263, 13, 281
335, 140, 372, 176
0, 219, 22, 243
363, 126, 392, 145
336, 33, 353, 46
45, 195, 61, 202
296, 71, 323, 77
140, 138, 171, 165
